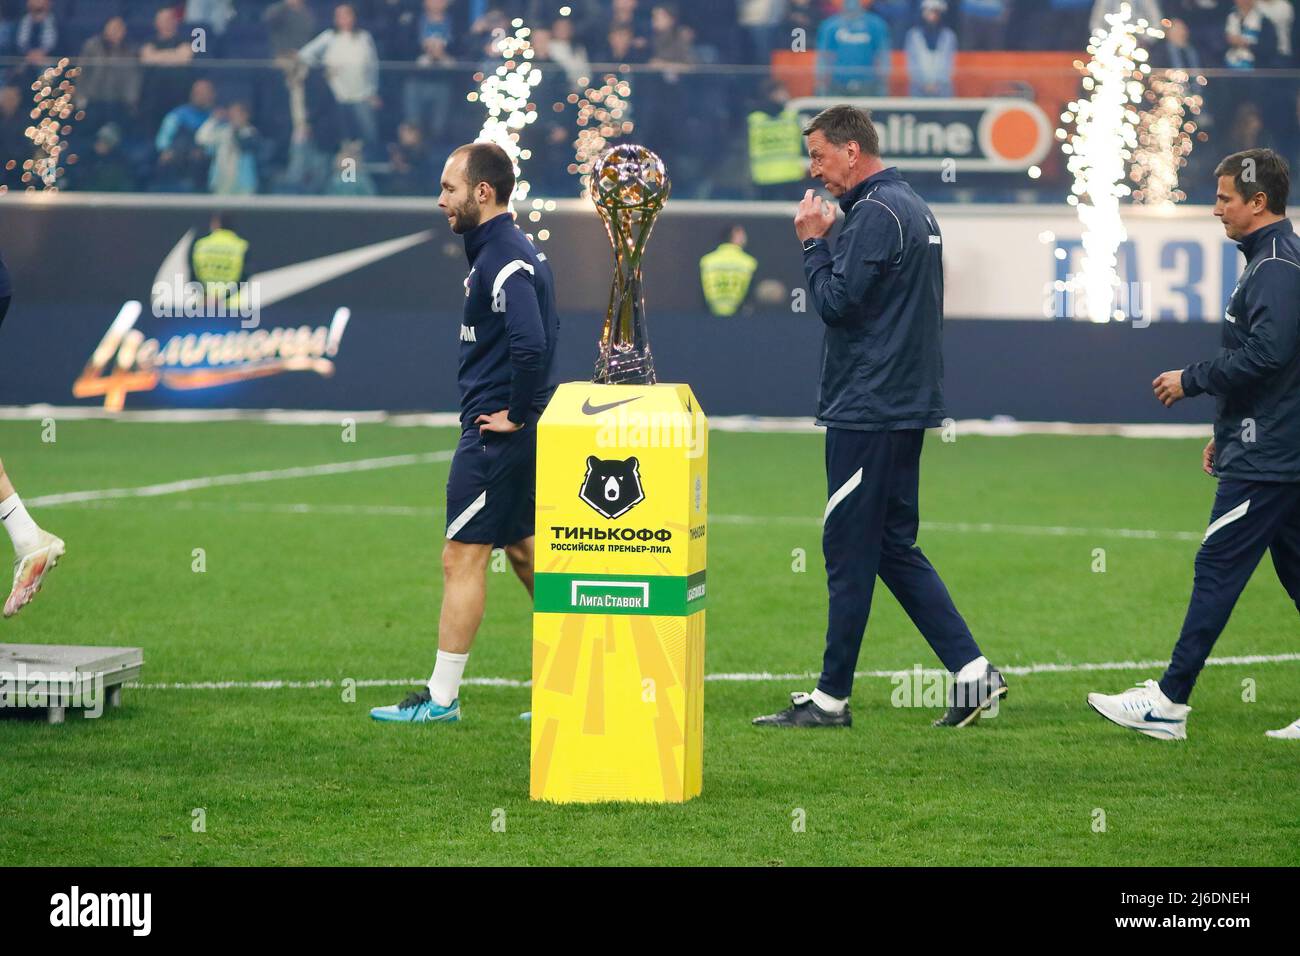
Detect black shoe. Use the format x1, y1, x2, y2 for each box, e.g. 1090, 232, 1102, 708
753, 692, 852, 728
933, 666, 1008, 727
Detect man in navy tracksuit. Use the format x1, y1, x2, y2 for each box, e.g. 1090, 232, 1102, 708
1089, 148, 1300, 741
753, 105, 1007, 729
372, 141, 559, 724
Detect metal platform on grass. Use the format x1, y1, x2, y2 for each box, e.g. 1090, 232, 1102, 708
0, 644, 143, 724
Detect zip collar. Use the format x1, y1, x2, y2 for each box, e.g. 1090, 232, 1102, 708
1237, 218, 1293, 262
463, 211, 515, 263
837, 166, 902, 213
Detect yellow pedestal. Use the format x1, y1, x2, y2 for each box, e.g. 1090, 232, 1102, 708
530, 382, 707, 803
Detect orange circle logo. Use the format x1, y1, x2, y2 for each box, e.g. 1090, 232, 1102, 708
978, 102, 1050, 167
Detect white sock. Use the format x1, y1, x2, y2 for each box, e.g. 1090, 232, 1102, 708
811, 688, 847, 713
0, 494, 41, 554
955, 655, 989, 683
427, 650, 469, 707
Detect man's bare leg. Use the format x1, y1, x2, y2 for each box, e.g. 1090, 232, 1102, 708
435, 540, 493, 654
0, 455, 65, 618
420, 539, 493, 708
505, 536, 534, 598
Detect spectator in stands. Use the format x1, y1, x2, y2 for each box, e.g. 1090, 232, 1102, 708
777, 0, 823, 49
77, 17, 143, 132
1044, 0, 1095, 50
549, 14, 591, 87
738, 0, 783, 63
959, 0, 1009, 51
873, 0, 921, 47
76, 122, 134, 192
155, 78, 216, 192
275, 121, 331, 193
815, 0, 892, 96
645, 3, 695, 160
141, 7, 197, 129
15, 0, 57, 65
264, 0, 318, 56
601, 23, 647, 63
1165, 0, 1232, 65
681, 0, 740, 61
185, 1, 236, 38
593, 0, 650, 59
1224, 98, 1276, 149
464, 6, 511, 59
1151, 16, 1205, 67
1226, 0, 1281, 67
325, 139, 376, 195
298, 4, 382, 158
403, 0, 455, 142
1257, 0, 1295, 62
264, 0, 317, 136
197, 101, 263, 195
386, 120, 435, 194
906, 0, 958, 96
649, 2, 695, 67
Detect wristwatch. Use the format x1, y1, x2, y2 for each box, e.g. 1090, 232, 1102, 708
802, 238, 821, 252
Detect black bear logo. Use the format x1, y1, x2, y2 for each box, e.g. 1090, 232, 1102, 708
579, 456, 645, 519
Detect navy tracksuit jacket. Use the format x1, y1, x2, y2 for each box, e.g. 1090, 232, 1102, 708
1162, 218, 1300, 704
457, 212, 559, 428
801, 167, 981, 698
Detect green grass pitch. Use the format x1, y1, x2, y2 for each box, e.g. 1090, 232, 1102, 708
1, 418, 1297, 866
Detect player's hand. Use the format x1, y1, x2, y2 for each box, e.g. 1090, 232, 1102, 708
794, 188, 836, 242
1202, 438, 1215, 476
476, 409, 523, 435
1153, 369, 1186, 407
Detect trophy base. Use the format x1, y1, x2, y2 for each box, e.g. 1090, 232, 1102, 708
593, 350, 656, 386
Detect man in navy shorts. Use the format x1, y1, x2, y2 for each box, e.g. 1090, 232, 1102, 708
371, 142, 559, 724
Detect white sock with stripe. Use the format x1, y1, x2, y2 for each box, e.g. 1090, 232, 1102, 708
0, 494, 40, 554
427, 650, 469, 707
811, 688, 847, 713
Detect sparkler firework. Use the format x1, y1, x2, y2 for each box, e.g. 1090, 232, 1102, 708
3, 58, 81, 194
1057, 4, 1162, 322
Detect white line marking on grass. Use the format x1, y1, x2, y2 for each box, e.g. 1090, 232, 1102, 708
27, 452, 454, 507
129, 652, 1300, 691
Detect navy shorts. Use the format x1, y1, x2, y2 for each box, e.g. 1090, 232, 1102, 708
444, 424, 537, 547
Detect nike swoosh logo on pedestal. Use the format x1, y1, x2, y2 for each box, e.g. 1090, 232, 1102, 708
582, 396, 644, 415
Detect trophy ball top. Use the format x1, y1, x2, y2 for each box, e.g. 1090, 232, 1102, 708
592, 144, 671, 212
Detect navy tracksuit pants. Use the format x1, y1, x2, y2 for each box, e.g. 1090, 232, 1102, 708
1160, 478, 1300, 704
817, 427, 983, 699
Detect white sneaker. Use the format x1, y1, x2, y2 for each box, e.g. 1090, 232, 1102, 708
1087, 679, 1190, 740
1264, 718, 1300, 740
4, 529, 65, 618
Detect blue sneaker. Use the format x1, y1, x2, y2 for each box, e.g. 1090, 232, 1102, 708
370, 687, 460, 723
